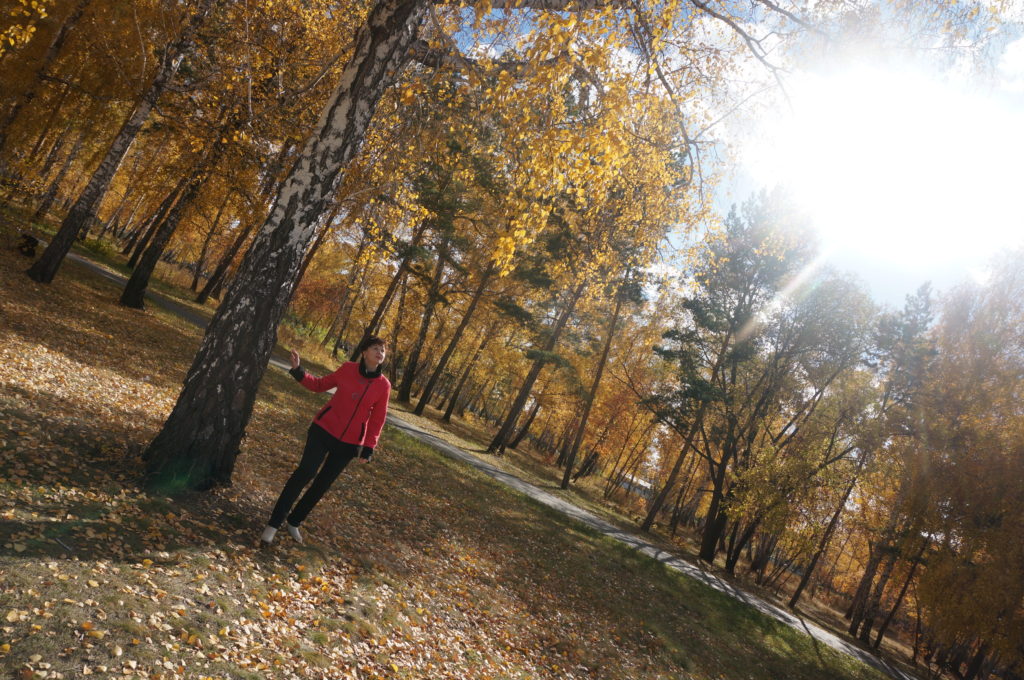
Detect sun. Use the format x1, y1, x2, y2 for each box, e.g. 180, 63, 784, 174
743, 66, 1024, 268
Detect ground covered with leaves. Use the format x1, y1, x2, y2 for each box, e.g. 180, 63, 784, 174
0, 232, 890, 680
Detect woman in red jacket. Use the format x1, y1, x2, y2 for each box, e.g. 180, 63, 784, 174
261, 336, 391, 545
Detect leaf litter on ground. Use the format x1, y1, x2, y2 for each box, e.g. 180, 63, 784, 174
0, 232, 890, 680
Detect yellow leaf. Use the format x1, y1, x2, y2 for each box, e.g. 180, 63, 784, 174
5, 610, 17, 622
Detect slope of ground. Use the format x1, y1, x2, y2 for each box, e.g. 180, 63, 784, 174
2, 224, 889, 680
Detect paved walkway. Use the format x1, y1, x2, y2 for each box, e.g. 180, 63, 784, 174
383, 415, 916, 680
61, 249, 915, 680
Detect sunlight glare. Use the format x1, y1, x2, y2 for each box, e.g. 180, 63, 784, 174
744, 67, 1024, 267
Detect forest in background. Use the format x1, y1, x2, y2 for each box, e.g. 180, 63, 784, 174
2, 0, 1021, 678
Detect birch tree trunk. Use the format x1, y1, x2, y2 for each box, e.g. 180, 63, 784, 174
0, 0, 92, 154
32, 127, 87, 220
26, 0, 215, 284
121, 169, 207, 308
143, 0, 429, 490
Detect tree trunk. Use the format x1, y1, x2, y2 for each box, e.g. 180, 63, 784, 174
27, 81, 73, 161
34, 122, 73, 186
697, 462, 732, 562
603, 413, 644, 496
195, 141, 292, 303
414, 262, 494, 415
873, 538, 928, 649
789, 472, 858, 609
560, 282, 624, 489
0, 0, 92, 154
331, 264, 370, 356
32, 127, 87, 220
510, 398, 541, 449
105, 131, 172, 242
142, 0, 429, 491
191, 192, 231, 291
98, 191, 130, 241
116, 196, 145, 239
196, 215, 259, 304
122, 204, 159, 255
121, 169, 206, 308
442, 323, 494, 423
349, 219, 429, 361
387, 272, 409, 383
640, 411, 706, 533
573, 450, 600, 481
319, 225, 368, 346
857, 548, 898, 642
296, 205, 339, 284
463, 378, 491, 419
128, 175, 188, 267
398, 241, 447, 401
847, 542, 883, 623
27, 0, 215, 284
725, 517, 761, 574
963, 643, 989, 680
488, 280, 586, 453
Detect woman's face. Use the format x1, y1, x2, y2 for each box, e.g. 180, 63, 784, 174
362, 343, 386, 368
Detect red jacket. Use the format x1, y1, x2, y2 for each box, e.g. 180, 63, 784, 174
294, 362, 391, 449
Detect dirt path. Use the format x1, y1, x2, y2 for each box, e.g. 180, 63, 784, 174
63, 250, 917, 680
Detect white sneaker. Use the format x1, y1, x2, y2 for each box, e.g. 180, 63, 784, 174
260, 526, 277, 544
285, 523, 303, 543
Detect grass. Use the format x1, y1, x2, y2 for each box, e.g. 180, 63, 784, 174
1, 214, 894, 679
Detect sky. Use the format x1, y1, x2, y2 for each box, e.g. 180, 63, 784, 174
717, 13, 1024, 308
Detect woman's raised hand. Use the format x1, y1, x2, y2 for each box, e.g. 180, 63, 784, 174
289, 349, 301, 369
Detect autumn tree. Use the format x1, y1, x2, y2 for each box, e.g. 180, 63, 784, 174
911, 253, 1024, 677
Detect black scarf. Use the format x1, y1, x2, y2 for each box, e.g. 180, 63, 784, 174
359, 359, 383, 379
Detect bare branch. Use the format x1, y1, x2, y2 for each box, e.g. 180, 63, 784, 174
751, 0, 825, 35
444, 0, 612, 9
409, 38, 568, 79
688, 0, 790, 98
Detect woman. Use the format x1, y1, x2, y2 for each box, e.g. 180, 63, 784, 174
261, 336, 391, 545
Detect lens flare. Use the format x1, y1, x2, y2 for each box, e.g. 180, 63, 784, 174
744, 66, 1024, 268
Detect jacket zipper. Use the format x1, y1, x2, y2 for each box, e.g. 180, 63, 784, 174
339, 382, 373, 441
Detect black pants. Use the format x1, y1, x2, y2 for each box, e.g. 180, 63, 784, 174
269, 424, 358, 528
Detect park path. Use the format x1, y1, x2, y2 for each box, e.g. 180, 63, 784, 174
382, 415, 916, 680
62, 249, 916, 680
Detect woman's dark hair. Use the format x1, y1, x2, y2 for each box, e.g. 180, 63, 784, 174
356, 335, 387, 355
